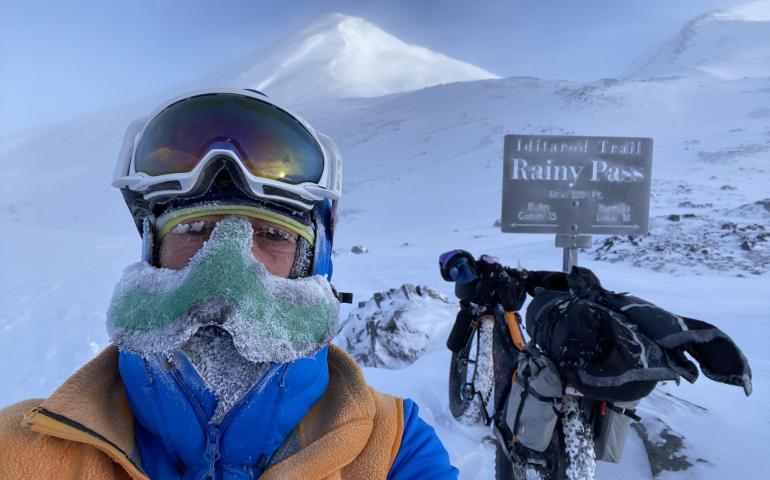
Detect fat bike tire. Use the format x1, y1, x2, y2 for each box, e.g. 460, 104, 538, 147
496, 427, 567, 480
448, 320, 493, 424
448, 346, 480, 422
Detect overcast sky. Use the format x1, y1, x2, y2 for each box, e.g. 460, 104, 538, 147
0, 0, 749, 135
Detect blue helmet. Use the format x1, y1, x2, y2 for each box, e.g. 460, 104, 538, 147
113, 89, 341, 280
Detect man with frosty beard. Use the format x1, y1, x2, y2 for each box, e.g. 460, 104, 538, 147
0, 89, 458, 479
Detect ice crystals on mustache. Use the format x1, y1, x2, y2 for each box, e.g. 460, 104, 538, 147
106, 216, 340, 364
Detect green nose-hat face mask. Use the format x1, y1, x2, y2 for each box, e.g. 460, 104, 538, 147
107, 216, 340, 363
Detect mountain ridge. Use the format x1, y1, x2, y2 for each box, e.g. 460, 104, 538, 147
625, 0, 770, 79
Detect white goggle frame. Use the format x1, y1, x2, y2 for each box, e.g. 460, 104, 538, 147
112, 88, 342, 211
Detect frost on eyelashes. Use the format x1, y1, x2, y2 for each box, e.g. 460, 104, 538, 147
172, 221, 208, 234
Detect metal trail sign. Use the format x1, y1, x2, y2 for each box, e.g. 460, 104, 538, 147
501, 135, 653, 235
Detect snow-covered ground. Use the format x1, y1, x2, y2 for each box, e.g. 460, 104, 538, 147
1, 4, 768, 479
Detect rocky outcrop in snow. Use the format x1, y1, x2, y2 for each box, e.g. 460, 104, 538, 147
592, 199, 770, 275
337, 284, 456, 369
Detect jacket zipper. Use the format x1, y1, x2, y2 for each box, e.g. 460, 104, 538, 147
24, 407, 150, 480
205, 423, 221, 479
168, 359, 284, 479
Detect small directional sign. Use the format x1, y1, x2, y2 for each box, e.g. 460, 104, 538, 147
501, 134, 653, 235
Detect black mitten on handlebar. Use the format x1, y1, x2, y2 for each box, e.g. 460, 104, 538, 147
497, 273, 527, 311
524, 270, 569, 296
453, 258, 498, 305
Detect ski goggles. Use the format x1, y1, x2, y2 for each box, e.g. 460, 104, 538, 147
113, 89, 342, 211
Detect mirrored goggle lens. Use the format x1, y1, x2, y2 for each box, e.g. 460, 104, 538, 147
133, 94, 324, 185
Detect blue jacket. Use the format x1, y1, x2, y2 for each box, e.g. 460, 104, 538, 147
119, 346, 458, 479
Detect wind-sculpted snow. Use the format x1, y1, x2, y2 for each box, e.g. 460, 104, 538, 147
623, 388, 713, 477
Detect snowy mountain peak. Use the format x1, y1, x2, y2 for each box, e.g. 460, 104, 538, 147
626, 1, 770, 79
230, 14, 498, 105
296, 12, 369, 36
712, 0, 770, 22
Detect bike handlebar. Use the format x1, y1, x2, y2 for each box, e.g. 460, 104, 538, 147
439, 250, 574, 312
439, 250, 529, 311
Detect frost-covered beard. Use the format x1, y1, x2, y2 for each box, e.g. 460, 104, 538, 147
107, 216, 340, 412
180, 326, 269, 422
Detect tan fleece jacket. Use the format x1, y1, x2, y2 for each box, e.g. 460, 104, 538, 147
0, 345, 403, 479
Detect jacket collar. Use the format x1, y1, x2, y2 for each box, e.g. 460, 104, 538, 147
118, 346, 331, 478
23, 344, 379, 480
260, 345, 377, 479
23, 345, 146, 479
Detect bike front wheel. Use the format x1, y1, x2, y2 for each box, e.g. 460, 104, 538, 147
496, 425, 567, 480
448, 317, 494, 424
